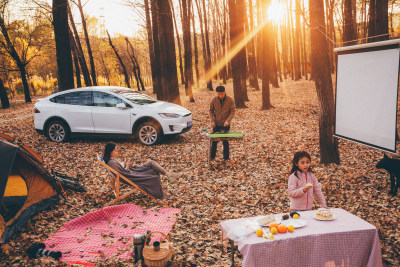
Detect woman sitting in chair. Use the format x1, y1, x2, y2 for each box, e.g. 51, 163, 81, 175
103, 143, 183, 199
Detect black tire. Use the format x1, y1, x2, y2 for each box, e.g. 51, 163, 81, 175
46, 120, 70, 143
136, 121, 162, 146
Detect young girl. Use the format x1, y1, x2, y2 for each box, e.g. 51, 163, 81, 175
287, 151, 327, 211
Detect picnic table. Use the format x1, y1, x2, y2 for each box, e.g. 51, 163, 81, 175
220, 208, 382, 267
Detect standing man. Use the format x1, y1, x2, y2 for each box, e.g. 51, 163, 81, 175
209, 85, 236, 160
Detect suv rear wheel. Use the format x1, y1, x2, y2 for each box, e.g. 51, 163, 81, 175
47, 120, 70, 142
136, 122, 161, 146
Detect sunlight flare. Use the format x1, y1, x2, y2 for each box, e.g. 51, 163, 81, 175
267, 0, 285, 23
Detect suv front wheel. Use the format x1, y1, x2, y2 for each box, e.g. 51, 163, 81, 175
47, 120, 70, 142
136, 122, 161, 146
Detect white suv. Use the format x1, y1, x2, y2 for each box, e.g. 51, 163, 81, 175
34, 86, 193, 145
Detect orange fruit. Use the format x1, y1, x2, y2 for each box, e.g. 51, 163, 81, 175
269, 222, 279, 230
256, 229, 264, 237
288, 225, 295, 232
293, 214, 300, 219
277, 224, 288, 233
270, 227, 278, 235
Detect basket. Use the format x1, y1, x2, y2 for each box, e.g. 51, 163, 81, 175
142, 231, 174, 267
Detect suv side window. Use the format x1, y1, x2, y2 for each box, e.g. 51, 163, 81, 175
50, 91, 92, 106
93, 91, 129, 107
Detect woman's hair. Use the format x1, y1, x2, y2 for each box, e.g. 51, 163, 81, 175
103, 142, 116, 163
290, 151, 313, 177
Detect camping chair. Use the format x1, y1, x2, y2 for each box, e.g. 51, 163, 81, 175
96, 155, 157, 206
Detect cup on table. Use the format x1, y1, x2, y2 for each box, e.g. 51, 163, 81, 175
153, 241, 160, 251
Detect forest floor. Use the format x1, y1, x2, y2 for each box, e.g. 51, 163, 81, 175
0, 78, 399, 266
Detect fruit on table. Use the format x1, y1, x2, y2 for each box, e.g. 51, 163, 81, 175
282, 214, 289, 220
290, 211, 300, 218
277, 224, 288, 233
270, 227, 278, 235
288, 225, 295, 232
293, 214, 300, 219
256, 229, 264, 237
269, 222, 279, 230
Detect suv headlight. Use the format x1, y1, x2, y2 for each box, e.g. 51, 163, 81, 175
158, 113, 180, 118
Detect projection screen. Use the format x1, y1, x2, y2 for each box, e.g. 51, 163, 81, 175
334, 42, 400, 153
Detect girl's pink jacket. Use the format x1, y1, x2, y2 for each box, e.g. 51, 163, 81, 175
288, 171, 327, 210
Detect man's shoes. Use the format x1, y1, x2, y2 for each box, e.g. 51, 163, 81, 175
166, 172, 183, 183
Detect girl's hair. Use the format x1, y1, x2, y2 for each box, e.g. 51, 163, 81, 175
103, 142, 116, 164
290, 151, 313, 177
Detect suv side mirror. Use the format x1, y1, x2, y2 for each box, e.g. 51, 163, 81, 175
116, 103, 127, 109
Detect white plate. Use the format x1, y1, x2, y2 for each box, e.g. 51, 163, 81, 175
312, 214, 337, 221
256, 216, 282, 227
280, 219, 307, 228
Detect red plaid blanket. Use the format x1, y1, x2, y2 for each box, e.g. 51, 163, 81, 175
44, 204, 180, 263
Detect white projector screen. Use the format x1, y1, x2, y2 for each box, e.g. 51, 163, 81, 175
335, 46, 400, 153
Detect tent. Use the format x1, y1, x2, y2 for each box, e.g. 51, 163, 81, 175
0, 134, 62, 245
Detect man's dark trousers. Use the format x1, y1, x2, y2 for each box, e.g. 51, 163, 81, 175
210, 125, 230, 160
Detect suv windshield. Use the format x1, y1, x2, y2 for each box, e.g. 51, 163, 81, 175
111, 89, 157, 104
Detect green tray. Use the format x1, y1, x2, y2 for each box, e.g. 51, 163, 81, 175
209, 131, 243, 138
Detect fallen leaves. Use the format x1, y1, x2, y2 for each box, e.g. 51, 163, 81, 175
0, 79, 399, 266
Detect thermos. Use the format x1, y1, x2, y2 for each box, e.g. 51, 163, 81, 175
133, 234, 143, 262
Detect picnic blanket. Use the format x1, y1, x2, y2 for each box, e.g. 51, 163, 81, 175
44, 204, 180, 263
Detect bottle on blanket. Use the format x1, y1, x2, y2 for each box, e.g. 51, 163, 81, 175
133, 234, 143, 262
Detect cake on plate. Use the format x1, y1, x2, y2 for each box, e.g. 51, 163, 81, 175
257, 214, 275, 225
315, 208, 333, 219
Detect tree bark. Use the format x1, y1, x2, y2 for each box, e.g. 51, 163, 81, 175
52, 0, 74, 92
247, 0, 260, 90
76, 0, 97, 85
309, 0, 340, 164
343, 0, 357, 45
156, 0, 181, 104
144, 0, 157, 92
170, 0, 185, 85
67, 2, 91, 86
261, 0, 272, 110
191, 3, 200, 88
203, 0, 213, 91
375, 0, 389, 41
228, 0, 246, 108
0, 78, 10, 109
294, 0, 302, 80
181, 0, 194, 102
106, 30, 130, 88
125, 37, 145, 91
151, 0, 163, 96
368, 0, 376, 42
238, 0, 249, 100
69, 28, 81, 88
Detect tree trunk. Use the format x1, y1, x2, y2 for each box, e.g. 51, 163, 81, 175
99, 51, 111, 85
156, 0, 181, 104
228, 0, 246, 108
247, 0, 260, 90
269, 24, 279, 88
0, 16, 31, 102
69, 29, 81, 88
76, 0, 97, 85
368, 0, 376, 42
301, 0, 308, 79
125, 38, 145, 91
151, 0, 163, 96
375, 0, 389, 41
67, 2, 91, 86
144, 0, 157, 92
261, 0, 272, 110
106, 30, 130, 88
238, 0, 249, 101
170, 0, 185, 85
343, 0, 357, 45
294, 0, 302, 80
309, 0, 340, 164
221, 0, 228, 84
52, 0, 74, 92
181, 0, 194, 102
191, 3, 200, 88
195, 0, 210, 90
0, 78, 10, 109
203, 0, 213, 91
